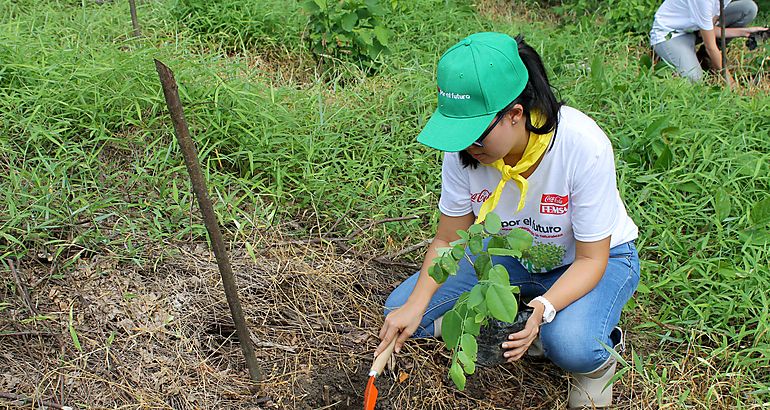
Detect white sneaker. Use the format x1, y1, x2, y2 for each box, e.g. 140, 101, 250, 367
568, 358, 616, 408
567, 326, 625, 409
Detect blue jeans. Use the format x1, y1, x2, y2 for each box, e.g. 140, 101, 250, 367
384, 241, 640, 373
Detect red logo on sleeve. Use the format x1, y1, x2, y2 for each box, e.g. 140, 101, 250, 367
470, 189, 492, 203
540, 194, 568, 215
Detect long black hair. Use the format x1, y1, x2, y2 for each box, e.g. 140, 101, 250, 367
459, 35, 563, 168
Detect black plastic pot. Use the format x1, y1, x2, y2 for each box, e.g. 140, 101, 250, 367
476, 307, 533, 368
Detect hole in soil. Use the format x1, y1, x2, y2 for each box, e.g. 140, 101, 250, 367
200, 322, 241, 369
297, 364, 394, 410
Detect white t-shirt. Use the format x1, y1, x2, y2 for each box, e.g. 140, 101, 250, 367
438, 106, 638, 273
650, 0, 730, 45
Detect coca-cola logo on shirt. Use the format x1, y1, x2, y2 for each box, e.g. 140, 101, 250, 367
470, 189, 491, 203
540, 194, 568, 215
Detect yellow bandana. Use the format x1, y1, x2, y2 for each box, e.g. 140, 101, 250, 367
475, 111, 554, 224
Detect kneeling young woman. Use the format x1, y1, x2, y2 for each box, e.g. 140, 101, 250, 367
375, 32, 640, 408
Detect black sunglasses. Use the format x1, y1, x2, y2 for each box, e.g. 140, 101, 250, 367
471, 104, 514, 148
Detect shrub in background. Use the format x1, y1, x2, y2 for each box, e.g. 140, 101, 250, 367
301, 0, 393, 71
554, 0, 659, 35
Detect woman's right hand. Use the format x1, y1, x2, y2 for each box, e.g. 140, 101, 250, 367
373, 214, 474, 358
375, 301, 425, 356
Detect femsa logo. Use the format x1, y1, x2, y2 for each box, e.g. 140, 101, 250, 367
540, 194, 568, 215
470, 189, 491, 203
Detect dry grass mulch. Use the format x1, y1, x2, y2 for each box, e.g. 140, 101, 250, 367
2, 233, 665, 409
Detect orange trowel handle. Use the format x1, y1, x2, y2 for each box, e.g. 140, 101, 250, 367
369, 336, 397, 376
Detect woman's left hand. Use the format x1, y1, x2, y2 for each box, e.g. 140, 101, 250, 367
502, 304, 545, 362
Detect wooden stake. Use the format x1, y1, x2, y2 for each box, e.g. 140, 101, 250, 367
128, 0, 141, 38
719, 0, 729, 88
154, 59, 262, 388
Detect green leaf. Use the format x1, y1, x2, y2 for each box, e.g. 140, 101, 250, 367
489, 265, 509, 287
467, 285, 485, 309
301, 0, 321, 12
456, 292, 470, 306
456, 229, 469, 240
68, 304, 82, 352
341, 12, 358, 31
590, 54, 605, 84
488, 236, 507, 249
474, 297, 488, 317
484, 212, 502, 234
734, 152, 767, 177
435, 247, 451, 257
618, 133, 633, 150
468, 236, 483, 254
449, 237, 467, 247
106, 330, 116, 346
373, 25, 390, 46
738, 227, 770, 245
676, 181, 700, 194
460, 334, 478, 358
661, 126, 679, 136
429, 263, 447, 284
451, 244, 465, 260
357, 30, 373, 45
0, 231, 22, 247
468, 224, 484, 235
639, 54, 652, 69
442, 310, 463, 350
506, 229, 532, 252
644, 116, 669, 139
654, 145, 673, 170
473, 253, 492, 280
457, 350, 476, 374
463, 315, 481, 335
485, 284, 518, 322
750, 196, 770, 226
440, 254, 458, 275
365, 0, 386, 15
713, 189, 731, 220
449, 359, 466, 390
488, 247, 521, 257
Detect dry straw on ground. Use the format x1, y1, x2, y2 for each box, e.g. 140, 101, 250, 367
0, 229, 689, 409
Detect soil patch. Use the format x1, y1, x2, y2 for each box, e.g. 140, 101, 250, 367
1, 234, 646, 409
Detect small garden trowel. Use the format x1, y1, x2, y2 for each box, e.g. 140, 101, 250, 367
363, 337, 397, 410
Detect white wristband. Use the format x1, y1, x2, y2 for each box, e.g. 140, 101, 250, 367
533, 296, 556, 324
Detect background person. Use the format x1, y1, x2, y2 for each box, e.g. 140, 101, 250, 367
375, 32, 640, 408
650, 0, 767, 83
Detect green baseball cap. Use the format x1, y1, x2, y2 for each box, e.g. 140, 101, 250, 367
417, 32, 529, 152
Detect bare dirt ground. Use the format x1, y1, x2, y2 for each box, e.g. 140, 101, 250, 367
0, 231, 650, 410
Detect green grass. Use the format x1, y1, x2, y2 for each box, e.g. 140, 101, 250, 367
170, 0, 304, 53
1, 0, 769, 406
